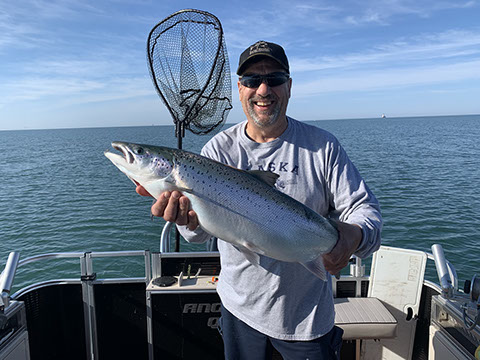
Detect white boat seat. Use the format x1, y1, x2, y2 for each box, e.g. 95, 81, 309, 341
334, 297, 397, 340
363, 246, 427, 358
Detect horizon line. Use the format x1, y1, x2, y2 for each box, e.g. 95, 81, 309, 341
1, 113, 478, 132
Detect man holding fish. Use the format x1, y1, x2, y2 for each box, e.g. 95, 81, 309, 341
136, 41, 382, 359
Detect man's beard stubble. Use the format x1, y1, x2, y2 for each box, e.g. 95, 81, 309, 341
247, 95, 281, 128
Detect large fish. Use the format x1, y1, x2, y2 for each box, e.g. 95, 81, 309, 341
105, 142, 338, 280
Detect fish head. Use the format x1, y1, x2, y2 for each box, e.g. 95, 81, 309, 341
105, 141, 175, 185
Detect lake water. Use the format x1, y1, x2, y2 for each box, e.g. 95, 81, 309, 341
1, 115, 479, 290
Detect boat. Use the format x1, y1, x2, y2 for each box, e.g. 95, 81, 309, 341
1, 221, 479, 359
382, 114, 386, 118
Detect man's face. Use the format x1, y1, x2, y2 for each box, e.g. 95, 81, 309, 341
238, 58, 292, 129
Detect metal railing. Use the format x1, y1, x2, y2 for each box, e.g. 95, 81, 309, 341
1, 249, 151, 360
160, 221, 219, 253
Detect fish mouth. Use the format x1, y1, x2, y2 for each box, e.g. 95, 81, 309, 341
111, 142, 135, 164
105, 142, 142, 187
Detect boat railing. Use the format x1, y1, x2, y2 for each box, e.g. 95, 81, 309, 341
161, 221, 219, 253
1, 242, 460, 298
2, 250, 152, 300
160, 222, 174, 253
1, 244, 459, 303
0, 250, 153, 359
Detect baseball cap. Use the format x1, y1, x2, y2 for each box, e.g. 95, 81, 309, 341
236, 41, 289, 75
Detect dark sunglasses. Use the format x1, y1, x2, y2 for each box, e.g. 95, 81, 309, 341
239, 72, 290, 88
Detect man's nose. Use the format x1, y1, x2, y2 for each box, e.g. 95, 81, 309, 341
255, 81, 271, 96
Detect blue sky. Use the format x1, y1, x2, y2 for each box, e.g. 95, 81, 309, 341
1, 0, 479, 130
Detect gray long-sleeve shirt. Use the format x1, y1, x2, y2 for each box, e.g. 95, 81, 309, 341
179, 117, 382, 340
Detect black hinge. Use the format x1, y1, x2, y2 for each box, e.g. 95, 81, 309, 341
81, 273, 97, 281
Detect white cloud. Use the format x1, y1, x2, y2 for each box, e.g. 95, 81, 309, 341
0, 75, 153, 109
294, 59, 480, 96
340, 0, 479, 26
290, 29, 480, 73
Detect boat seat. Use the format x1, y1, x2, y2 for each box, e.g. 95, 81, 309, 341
362, 246, 427, 359
334, 297, 397, 340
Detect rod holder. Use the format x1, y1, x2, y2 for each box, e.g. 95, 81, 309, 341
0, 252, 20, 309
432, 244, 454, 298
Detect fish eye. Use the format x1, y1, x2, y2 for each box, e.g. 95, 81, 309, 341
134, 147, 144, 155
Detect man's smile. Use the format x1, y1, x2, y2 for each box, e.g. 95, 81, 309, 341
255, 100, 273, 107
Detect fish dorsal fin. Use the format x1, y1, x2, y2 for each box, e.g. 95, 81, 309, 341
247, 170, 279, 187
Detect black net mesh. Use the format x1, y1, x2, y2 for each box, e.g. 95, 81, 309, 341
147, 9, 232, 135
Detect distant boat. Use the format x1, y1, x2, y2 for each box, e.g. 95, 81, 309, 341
381, 114, 386, 118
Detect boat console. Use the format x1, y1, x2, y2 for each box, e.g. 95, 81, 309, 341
146, 252, 224, 359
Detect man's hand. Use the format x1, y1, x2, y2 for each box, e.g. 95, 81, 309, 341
135, 186, 199, 231
322, 222, 362, 275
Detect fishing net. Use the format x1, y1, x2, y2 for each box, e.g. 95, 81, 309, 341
147, 9, 232, 141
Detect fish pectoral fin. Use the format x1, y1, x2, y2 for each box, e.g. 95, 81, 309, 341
247, 170, 279, 187
301, 256, 328, 282
161, 175, 193, 193
165, 182, 193, 194
235, 244, 261, 266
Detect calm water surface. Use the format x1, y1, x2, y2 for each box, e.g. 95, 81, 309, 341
1, 115, 479, 290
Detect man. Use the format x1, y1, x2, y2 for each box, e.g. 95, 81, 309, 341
137, 40, 382, 359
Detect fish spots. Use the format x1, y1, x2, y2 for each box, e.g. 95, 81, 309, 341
152, 156, 173, 178
168, 153, 289, 224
